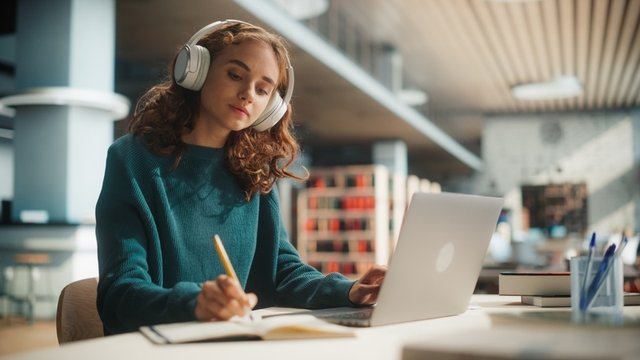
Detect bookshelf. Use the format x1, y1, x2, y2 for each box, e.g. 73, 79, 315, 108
296, 165, 402, 278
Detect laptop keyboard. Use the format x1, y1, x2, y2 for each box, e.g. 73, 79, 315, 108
314, 307, 373, 320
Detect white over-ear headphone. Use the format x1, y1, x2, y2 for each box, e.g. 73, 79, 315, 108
173, 19, 294, 132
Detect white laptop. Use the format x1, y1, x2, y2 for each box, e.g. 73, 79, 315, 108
310, 191, 504, 327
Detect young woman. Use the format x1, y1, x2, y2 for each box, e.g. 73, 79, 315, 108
95, 20, 386, 335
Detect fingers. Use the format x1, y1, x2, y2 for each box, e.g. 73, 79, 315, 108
349, 280, 384, 305
247, 292, 258, 308
216, 275, 250, 305
194, 275, 257, 322
348, 265, 387, 305
358, 266, 387, 288
360, 265, 387, 284
359, 283, 383, 296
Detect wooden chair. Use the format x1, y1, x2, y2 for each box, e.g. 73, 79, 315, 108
56, 277, 104, 344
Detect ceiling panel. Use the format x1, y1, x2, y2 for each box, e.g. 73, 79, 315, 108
334, 0, 640, 113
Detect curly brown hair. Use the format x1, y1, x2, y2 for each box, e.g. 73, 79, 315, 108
128, 21, 307, 200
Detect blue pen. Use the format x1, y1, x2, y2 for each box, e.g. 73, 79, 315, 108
582, 243, 616, 312
579, 232, 597, 310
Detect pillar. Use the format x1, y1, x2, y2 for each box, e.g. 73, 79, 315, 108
10, 0, 127, 224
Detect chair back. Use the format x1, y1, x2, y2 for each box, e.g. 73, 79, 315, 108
56, 277, 104, 344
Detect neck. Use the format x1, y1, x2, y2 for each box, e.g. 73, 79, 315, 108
182, 120, 230, 148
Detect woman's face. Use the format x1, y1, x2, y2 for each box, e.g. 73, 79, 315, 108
197, 39, 281, 137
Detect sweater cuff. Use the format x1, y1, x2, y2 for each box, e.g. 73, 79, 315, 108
327, 273, 358, 307
346, 280, 359, 306
173, 282, 202, 321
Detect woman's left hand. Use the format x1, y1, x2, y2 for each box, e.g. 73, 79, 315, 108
348, 264, 387, 305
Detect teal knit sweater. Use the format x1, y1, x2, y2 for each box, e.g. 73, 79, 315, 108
96, 134, 354, 334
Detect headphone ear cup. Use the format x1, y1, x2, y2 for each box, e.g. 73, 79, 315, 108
252, 93, 287, 132
174, 44, 210, 91
190, 45, 210, 90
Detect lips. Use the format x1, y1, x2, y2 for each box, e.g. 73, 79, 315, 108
229, 104, 249, 117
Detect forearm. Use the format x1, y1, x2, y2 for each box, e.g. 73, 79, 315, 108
96, 220, 200, 334
274, 241, 354, 309
98, 274, 200, 334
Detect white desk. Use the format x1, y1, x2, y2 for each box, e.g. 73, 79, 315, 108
4, 295, 640, 360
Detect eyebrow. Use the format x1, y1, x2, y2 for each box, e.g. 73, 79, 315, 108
228, 59, 276, 86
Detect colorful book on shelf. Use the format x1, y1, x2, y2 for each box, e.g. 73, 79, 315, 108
522, 293, 640, 307
140, 314, 354, 344
498, 271, 571, 296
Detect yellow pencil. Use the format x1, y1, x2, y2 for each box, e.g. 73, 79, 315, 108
213, 234, 255, 321
213, 234, 238, 281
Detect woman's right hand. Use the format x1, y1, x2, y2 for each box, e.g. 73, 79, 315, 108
194, 275, 258, 321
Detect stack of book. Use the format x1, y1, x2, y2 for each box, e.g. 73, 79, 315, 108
499, 272, 570, 307
499, 271, 640, 307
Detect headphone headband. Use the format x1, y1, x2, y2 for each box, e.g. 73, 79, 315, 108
185, 20, 248, 52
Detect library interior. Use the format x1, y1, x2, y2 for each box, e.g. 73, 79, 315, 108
1, 0, 640, 359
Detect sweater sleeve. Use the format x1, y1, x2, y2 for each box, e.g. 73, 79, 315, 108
95, 142, 200, 335
263, 188, 355, 309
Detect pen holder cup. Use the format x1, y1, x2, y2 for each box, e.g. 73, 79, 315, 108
570, 255, 623, 325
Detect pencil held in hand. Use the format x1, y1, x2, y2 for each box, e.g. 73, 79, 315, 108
214, 234, 238, 280
213, 234, 256, 321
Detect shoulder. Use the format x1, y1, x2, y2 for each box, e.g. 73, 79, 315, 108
108, 134, 146, 157
108, 134, 164, 163
105, 134, 170, 176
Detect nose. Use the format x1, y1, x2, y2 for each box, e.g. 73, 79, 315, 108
238, 85, 254, 103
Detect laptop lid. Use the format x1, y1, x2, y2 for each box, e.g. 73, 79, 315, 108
368, 191, 503, 326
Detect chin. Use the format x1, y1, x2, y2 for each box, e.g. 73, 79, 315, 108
226, 125, 250, 133
230, 120, 254, 131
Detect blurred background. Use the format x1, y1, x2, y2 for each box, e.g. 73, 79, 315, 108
0, 0, 639, 355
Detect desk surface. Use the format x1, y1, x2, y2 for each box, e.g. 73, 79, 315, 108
4, 295, 640, 360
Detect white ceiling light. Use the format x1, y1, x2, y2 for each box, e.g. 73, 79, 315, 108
511, 75, 583, 101
271, 0, 329, 20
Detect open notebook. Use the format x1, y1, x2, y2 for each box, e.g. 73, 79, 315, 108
311, 191, 503, 327
140, 314, 354, 344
